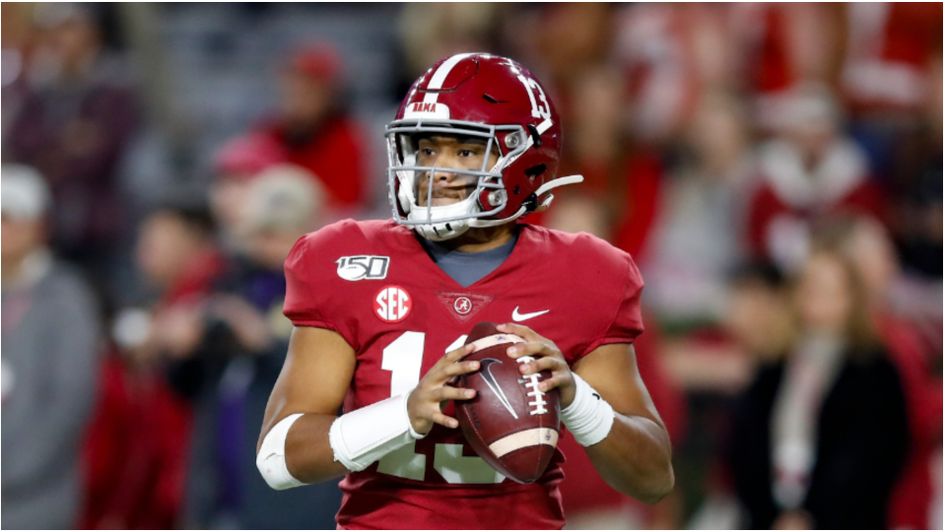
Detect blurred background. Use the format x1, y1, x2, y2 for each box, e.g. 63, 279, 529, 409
1, 2, 941, 529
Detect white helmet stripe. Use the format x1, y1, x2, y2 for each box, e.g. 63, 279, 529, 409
422, 53, 477, 105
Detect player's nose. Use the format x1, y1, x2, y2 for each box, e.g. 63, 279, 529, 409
432, 168, 456, 182
428, 162, 463, 183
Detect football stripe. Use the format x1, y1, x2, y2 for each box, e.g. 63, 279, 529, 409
467, 333, 525, 353
488, 428, 559, 458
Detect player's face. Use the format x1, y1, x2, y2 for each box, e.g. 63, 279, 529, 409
415, 135, 498, 207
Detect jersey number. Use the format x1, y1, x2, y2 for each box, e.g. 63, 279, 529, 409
377, 332, 506, 484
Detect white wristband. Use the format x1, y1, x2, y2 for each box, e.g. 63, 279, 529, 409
328, 393, 424, 472
256, 413, 306, 490
561, 374, 615, 447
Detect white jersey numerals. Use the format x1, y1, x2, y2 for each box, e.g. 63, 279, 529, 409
377, 331, 506, 484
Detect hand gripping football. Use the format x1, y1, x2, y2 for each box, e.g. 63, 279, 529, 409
456, 322, 560, 483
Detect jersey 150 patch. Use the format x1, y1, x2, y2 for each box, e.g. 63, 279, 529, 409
336, 255, 390, 281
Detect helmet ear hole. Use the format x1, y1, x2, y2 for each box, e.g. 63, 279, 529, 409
525, 164, 546, 184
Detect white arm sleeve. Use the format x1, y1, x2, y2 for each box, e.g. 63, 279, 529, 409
560, 373, 616, 447
256, 413, 306, 490
328, 393, 425, 472
256, 394, 425, 491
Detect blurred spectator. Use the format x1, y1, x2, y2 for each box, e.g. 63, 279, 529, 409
641, 92, 754, 324
208, 133, 287, 251
81, 198, 224, 528
633, 96, 760, 522
1, 164, 101, 529
885, 55, 943, 281
731, 4, 846, 131
134, 199, 226, 369
728, 244, 908, 528
3, 4, 139, 280
547, 62, 667, 259
532, 3, 615, 93
249, 43, 369, 217
746, 82, 885, 272
397, 3, 500, 85
611, 4, 700, 143
1, 4, 36, 138
817, 215, 942, 529
236, 165, 325, 267
724, 262, 795, 366
684, 260, 794, 529
841, 3, 943, 116
182, 166, 339, 528
659, 261, 792, 530
561, 64, 627, 197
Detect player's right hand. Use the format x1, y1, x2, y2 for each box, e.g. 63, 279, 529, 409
406, 343, 480, 435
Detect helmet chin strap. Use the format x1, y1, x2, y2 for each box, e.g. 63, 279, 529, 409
534, 174, 585, 206
468, 174, 585, 228
413, 174, 585, 239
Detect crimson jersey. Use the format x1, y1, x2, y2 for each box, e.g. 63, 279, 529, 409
283, 219, 644, 529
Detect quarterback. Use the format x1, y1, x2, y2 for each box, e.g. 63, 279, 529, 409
256, 53, 674, 529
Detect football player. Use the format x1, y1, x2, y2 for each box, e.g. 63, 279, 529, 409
256, 53, 674, 529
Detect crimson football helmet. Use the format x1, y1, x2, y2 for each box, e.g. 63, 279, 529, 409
386, 53, 583, 241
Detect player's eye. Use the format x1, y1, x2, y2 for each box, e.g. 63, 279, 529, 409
458, 149, 476, 158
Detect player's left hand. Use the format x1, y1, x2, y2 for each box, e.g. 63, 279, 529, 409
497, 322, 576, 407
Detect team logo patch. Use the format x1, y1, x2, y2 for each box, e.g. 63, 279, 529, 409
453, 296, 473, 315
375, 285, 412, 323
336, 255, 390, 281
437, 292, 493, 322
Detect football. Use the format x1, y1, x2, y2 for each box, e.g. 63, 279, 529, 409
456, 322, 560, 483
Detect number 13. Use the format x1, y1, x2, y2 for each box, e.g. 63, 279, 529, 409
376, 332, 506, 484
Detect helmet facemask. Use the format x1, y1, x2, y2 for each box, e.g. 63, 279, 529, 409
386, 119, 530, 241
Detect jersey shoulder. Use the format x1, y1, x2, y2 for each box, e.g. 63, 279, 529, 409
283, 219, 413, 343
289, 218, 400, 254
520, 225, 646, 351
522, 224, 643, 289
286, 219, 414, 271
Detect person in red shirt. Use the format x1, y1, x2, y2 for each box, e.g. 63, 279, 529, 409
252, 43, 369, 216
82, 200, 226, 529
746, 83, 885, 272
255, 53, 674, 529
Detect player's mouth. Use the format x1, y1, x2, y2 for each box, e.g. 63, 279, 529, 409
422, 184, 476, 205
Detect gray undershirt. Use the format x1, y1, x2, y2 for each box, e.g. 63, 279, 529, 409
420, 232, 518, 288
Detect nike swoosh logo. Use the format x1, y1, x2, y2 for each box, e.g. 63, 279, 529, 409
512, 306, 550, 322
479, 359, 519, 419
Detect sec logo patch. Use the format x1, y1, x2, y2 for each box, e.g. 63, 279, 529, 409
375, 286, 412, 323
